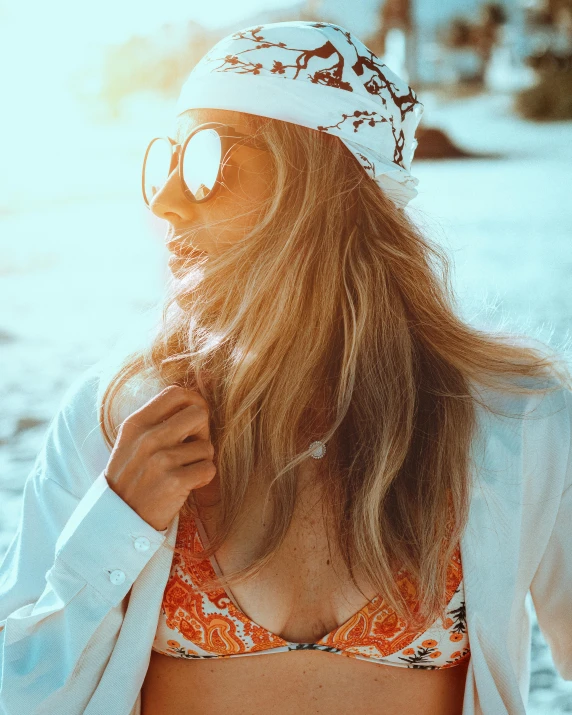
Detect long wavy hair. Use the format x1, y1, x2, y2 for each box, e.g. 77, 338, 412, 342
99, 111, 571, 632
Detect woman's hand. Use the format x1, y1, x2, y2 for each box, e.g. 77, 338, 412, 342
104, 385, 216, 531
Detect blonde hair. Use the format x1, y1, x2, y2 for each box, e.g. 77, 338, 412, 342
99, 112, 571, 632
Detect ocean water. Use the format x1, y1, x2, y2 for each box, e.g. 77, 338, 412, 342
0, 91, 571, 710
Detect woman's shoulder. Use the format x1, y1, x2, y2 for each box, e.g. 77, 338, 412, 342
470, 374, 572, 496
469, 373, 571, 423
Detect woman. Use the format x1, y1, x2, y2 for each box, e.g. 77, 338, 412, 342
0, 20, 571, 715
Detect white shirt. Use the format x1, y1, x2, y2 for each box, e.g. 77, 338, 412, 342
0, 364, 571, 715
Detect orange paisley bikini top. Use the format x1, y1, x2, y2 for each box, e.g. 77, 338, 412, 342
152, 507, 471, 670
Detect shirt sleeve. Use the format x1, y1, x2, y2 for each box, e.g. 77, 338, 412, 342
530, 386, 572, 682
0, 366, 168, 714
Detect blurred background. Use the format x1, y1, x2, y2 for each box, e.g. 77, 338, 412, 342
0, 1, 571, 710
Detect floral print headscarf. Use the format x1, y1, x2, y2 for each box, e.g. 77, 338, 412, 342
175, 21, 425, 209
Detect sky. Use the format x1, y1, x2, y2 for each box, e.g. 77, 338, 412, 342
0, 0, 301, 47
0, 0, 300, 124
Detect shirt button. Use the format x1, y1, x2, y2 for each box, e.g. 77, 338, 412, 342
109, 569, 126, 585
134, 536, 150, 552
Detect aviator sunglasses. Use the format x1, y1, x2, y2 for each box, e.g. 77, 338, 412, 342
142, 122, 269, 207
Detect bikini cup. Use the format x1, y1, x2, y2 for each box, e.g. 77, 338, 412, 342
151, 507, 471, 669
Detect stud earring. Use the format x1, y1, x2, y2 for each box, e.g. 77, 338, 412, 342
309, 440, 326, 459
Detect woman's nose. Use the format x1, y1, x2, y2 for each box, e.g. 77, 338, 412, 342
149, 167, 192, 224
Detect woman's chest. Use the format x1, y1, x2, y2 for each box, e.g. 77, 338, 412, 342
193, 466, 379, 643
142, 464, 470, 714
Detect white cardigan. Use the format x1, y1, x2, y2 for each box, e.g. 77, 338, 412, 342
0, 364, 571, 715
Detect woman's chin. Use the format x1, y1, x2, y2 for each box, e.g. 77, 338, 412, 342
169, 263, 207, 309
168, 250, 209, 273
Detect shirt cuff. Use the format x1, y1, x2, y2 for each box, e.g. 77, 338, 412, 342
54, 470, 169, 607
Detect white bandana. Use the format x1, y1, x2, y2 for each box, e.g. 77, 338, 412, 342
176, 21, 425, 209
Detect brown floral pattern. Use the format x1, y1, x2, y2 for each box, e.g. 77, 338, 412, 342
192, 22, 424, 172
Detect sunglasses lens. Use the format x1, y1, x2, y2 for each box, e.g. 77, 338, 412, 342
143, 138, 172, 204
182, 129, 222, 201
